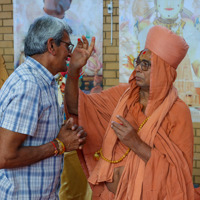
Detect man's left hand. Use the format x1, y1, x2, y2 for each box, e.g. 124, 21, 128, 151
68, 36, 95, 76
111, 115, 151, 163
111, 115, 140, 150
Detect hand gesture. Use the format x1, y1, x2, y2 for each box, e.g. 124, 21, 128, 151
68, 36, 95, 75
57, 118, 87, 151
111, 115, 139, 150
111, 115, 152, 163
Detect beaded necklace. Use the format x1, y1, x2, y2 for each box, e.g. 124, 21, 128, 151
94, 116, 150, 163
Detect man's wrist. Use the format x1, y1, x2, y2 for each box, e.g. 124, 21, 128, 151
67, 65, 80, 76
54, 138, 66, 154
67, 71, 80, 79
50, 138, 66, 156
50, 141, 59, 156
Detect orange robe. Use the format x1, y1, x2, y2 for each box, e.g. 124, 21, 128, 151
66, 53, 195, 199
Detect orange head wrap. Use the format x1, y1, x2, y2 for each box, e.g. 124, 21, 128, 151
145, 25, 189, 69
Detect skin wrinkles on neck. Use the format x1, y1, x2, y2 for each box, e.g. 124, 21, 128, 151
139, 89, 149, 112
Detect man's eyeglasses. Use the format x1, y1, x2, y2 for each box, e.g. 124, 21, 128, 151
133, 57, 151, 71
60, 40, 74, 53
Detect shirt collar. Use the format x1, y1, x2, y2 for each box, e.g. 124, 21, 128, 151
26, 56, 55, 85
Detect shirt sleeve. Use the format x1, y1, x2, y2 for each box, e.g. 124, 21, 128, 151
0, 80, 41, 136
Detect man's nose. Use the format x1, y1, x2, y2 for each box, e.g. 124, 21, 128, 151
135, 63, 142, 72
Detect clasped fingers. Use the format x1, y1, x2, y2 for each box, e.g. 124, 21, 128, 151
76, 129, 87, 149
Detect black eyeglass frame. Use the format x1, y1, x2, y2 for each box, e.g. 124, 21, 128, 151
60, 40, 74, 53
133, 57, 151, 71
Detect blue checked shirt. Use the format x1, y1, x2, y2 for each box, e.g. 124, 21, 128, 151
0, 57, 64, 200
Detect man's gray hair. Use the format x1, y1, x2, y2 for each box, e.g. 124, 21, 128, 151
24, 15, 72, 57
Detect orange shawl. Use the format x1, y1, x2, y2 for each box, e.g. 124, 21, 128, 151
73, 52, 194, 200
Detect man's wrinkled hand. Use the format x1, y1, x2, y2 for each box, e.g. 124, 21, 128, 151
68, 36, 95, 75
57, 118, 87, 151
111, 115, 139, 150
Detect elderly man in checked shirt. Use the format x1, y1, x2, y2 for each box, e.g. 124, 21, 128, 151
0, 16, 95, 200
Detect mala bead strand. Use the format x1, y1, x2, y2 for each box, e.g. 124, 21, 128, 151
137, 116, 150, 133
94, 148, 130, 163
94, 116, 150, 163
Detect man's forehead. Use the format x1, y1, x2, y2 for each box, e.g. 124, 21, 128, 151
139, 49, 151, 60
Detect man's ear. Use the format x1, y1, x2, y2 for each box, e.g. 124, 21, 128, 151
47, 38, 56, 56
